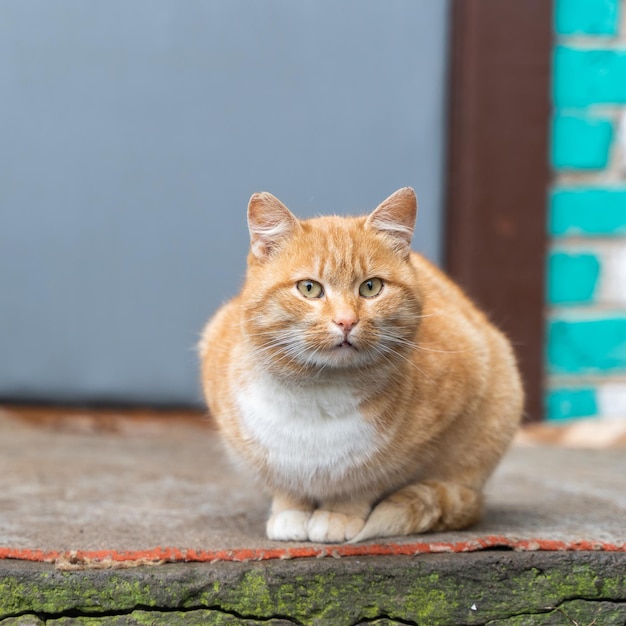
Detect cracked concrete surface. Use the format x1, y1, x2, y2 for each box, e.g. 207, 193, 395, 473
1, 553, 626, 624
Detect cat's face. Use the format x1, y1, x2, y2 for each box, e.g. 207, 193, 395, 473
241, 189, 423, 376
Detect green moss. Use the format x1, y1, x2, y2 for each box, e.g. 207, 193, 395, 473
487, 600, 626, 625
0, 617, 45, 626
220, 570, 274, 615
1, 555, 625, 625
0, 572, 156, 618
216, 566, 450, 623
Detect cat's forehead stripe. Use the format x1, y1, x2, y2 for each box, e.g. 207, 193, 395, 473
305, 222, 370, 284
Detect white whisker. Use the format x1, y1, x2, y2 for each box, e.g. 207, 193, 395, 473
372, 342, 436, 384
377, 330, 473, 355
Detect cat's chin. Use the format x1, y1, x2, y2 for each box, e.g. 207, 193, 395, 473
306, 343, 376, 370
332, 342, 359, 360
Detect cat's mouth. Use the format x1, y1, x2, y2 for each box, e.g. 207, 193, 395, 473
337, 340, 357, 350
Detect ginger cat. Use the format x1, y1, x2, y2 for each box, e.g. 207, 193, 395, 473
199, 188, 523, 543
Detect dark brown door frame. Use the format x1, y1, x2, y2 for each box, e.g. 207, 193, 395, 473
445, 0, 552, 422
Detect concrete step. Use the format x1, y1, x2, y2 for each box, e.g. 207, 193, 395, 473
2, 552, 626, 625
1, 406, 625, 624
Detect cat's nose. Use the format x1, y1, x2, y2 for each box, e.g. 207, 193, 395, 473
334, 314, 359, 334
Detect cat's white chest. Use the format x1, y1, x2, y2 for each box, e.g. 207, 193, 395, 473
235, 374, 377, 498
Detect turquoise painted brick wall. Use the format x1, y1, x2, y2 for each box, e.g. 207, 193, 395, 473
554, 47, 626, 106
555, 0, 621, 35
548, 316, 626, 373
547, 251, 600, 304
551, 115, 614, 169
547, 0, 626, 421
547, 388, 598, 421
550, 189, 626, 236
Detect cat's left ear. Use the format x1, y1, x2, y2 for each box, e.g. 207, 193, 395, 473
247, 192, 301, 260
365, 187, 417, 254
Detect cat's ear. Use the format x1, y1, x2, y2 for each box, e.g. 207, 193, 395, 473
365, 187, 417, 254
247, 192, 301, 260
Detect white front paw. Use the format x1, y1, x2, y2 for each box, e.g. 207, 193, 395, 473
266, 510, 312, 541
307, 510, 365, 543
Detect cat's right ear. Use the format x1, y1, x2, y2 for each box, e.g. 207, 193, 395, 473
366, 187, 417, 255
247, 192, 301, 260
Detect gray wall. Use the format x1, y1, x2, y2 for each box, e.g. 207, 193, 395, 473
0, 0, 450, 406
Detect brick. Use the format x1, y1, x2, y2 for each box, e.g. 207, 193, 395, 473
554, 46, 626, 107
597, 382, 626, 418
547, 316, 626, 373
555, 0, 621, 36
547, 251, 600, 304
546, 387, 598, 421
546, 383, 626, 420
551, 114, 614, 169
550, 188, 626, 236
599, 247, 626, 305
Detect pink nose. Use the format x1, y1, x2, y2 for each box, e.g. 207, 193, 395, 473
334, 315, 359, 333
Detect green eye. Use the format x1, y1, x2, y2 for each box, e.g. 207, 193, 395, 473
359, 277, 384, 298
297, 279, 324, 298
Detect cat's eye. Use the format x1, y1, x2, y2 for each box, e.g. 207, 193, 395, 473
297, 279, 324, 299
359, 277, 384, 298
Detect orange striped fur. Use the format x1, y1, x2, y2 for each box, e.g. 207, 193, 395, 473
200, 188, 523, 543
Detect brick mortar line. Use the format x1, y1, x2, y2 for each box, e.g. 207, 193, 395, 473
555, 172, 626, 185
555, 107, 626, 117
548, 374, 626, 386
551, 178, 626, 186
549, 307, 626, 314
550, 240, 626, 250
547, 305, 626, 315
555, 38, 626, 48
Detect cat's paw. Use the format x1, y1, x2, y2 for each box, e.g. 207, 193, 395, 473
266, 510, 312, 541
307, 510, 366, 543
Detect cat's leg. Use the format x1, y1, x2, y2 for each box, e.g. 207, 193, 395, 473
307, 499, 372, 543
266, 493, 315, 541
350, 481, 482, 543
